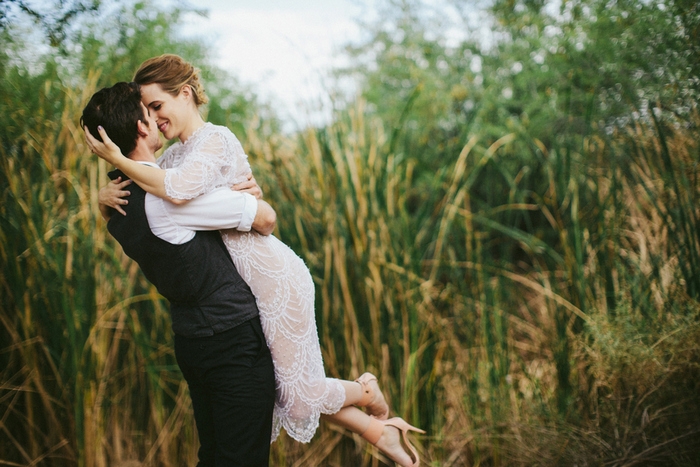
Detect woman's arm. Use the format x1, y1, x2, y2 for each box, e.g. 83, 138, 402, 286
86, 125, 264, 209
85, 126, 188, 204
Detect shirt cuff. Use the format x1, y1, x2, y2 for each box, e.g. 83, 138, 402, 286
237, 192, 258, 232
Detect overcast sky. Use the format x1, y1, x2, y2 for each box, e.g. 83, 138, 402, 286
176, 0, 377, 127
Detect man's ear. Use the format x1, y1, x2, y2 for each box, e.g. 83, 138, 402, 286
136, 120, 149, 137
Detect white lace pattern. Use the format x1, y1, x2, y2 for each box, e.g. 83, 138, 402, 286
158, 123, 346, 443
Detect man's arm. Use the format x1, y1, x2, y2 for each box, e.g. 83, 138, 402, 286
232, 172, 274, 233
98, 203, 112, 222
152, 187, 276, 235
252, 199, 276, 236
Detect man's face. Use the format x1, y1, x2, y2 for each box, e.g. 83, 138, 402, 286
141, 102, 163, 153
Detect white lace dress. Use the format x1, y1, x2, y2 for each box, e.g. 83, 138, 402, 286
157, 123, 346, 443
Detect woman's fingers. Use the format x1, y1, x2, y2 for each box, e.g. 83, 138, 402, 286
84, 125, 123, 163
84, 125, 107, 155
96, 125, 116, 146
84, 125, 98, 151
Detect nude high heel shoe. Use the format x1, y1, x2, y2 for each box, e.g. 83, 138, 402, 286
361, 416, 426, 467
355, 372, 389, 420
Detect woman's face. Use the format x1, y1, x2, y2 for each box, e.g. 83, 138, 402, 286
139, 83, 193, 142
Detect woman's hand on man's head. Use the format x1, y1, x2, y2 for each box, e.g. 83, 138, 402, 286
84, 125, 126, 165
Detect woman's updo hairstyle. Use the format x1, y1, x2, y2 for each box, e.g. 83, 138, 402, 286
133, 54, 208, 106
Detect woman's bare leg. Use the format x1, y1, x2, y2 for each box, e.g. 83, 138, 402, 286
336, 374, 389, 420
339, 380, 364, 406
321, 407, 416, 467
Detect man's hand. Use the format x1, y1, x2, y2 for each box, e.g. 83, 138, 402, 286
99, 176, 132, 217
232, 172, 263, 199
251, 199, 276, 236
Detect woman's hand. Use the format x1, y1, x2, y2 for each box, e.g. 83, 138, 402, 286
84, 125, 127, 165
232, 172, 263, 199
99, 176, 132, 216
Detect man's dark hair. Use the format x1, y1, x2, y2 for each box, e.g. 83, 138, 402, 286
80, 81, 146, 157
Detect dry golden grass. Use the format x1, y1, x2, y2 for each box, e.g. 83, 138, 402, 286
1, 82, 699, 466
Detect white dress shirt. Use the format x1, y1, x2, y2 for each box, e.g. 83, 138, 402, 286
137, 162, 258, 244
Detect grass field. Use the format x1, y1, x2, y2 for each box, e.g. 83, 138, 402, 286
1, 78, 699, 466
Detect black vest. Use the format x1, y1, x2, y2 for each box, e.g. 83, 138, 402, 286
106, 170, 259, 337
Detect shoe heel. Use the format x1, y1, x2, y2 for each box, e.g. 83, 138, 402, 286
384, 417, 424, 467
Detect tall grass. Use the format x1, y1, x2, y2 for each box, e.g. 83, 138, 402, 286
2, 73, 699, 467
245, 103, 700, 465
1, 74, 198, 466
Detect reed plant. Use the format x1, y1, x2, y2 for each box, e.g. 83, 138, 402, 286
2, 70, 699, 467
244, 102, 700, 465
0, 70, 198, 466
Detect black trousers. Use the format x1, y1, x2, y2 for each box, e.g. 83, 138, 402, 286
174, 316, 275, 467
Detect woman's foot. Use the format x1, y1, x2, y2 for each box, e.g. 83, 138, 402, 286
361, 417, 425, 467
355, 373, 389, 420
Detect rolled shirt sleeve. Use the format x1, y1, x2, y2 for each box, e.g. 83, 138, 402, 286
145, 188, 258, 244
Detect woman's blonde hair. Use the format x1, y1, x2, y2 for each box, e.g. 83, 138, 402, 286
133, 54, 208, 106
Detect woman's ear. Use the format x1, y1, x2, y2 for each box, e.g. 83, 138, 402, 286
179, 84, 192, 101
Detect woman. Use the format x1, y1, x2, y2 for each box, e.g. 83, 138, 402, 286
88, 54, 423, 466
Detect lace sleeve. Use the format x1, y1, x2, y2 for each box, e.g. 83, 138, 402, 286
163, 130, 236, 200
157, 147, 175, 169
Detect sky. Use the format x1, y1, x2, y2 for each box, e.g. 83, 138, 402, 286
174, 0, 378, 128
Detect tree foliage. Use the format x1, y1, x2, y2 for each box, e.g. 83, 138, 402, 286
0, 0, 100, 46
346, 0, 699, 155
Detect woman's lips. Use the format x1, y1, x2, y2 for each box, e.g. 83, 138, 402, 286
158, 122, 168, 133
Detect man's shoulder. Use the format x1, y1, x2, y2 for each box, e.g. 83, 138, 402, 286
108, 168, 127, 181
106, 169, 146, 201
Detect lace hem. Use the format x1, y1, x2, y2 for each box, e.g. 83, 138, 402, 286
271, 378, 345, 443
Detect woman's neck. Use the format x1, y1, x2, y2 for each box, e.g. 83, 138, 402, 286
179, 115, 206, 143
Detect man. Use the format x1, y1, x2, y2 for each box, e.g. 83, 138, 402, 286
81, 82, 275, 467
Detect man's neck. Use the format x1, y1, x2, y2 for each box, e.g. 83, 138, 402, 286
128, 144, 157, 164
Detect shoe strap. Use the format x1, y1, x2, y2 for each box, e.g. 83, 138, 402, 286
360, 417, 383, 445
355, 374, 376, 407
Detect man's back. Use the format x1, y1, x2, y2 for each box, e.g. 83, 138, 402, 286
106, 169, 258, 337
